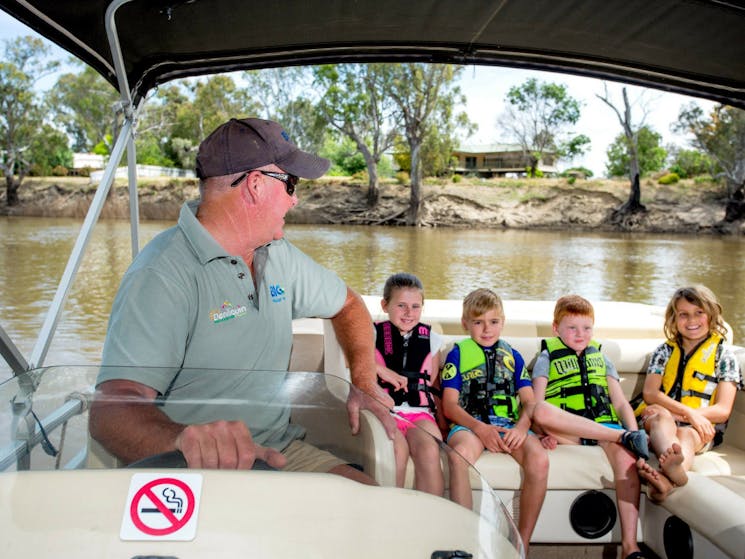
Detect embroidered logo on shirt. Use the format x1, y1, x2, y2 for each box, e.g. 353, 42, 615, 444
269, 284, 286, 303
209, 300, 247, 323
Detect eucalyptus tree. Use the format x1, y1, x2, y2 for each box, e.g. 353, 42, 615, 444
47, 64, 120, 153
605, 126, 666, 180
676, 104, 745, 222
597, 84, 660, 216
313, 64, 397, 206
0, 35, 59, 205
499, 78, 587, 177
381, 63, 470, 225
243, 68, 325, 154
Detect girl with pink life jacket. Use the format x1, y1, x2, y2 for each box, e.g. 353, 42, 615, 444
374, 273, 445, 494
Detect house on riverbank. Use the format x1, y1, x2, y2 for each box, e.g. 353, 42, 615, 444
452, 143, 558, 177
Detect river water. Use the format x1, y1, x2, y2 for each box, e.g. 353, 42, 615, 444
2, 216, 745, 378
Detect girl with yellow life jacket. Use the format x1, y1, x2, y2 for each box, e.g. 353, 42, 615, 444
635, 285, 743, 503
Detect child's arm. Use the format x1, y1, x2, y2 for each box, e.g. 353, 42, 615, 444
529, 352, 558, 448
687, 380, 739, 433
429, 353, 449, 435
442, 387, 510, 454
376, 364, 408, 391
641, 372, 691, 420
500, 385, 533, 451
607, 377, 639, 431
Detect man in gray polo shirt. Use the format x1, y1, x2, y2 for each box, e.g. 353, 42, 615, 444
90, 118, 390, 482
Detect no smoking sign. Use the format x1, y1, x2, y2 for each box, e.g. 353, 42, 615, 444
121, 473, 203, 541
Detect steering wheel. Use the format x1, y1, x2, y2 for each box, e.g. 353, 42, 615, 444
127, 449, 276, 470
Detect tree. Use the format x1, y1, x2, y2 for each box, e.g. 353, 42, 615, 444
28, 123, 73, 175
667, 147, 716, 178
0, 36, 59, 205
243, 68, 326, 154
499, 78, 587, 177
381, 63, 471, 225
313, 64, 397, 206
597, 84, 660, 216
176, 75, 260, 148
605, 126, 666, 178
675, 104, 745, 222
47, 64, 120, 152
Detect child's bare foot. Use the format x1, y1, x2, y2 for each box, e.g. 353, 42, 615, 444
659, 443, 688, 487
637, 458, 676, 503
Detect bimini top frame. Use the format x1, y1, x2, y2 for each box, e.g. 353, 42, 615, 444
1, 0, 745, 374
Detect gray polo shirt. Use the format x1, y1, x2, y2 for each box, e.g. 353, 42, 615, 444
99, 200, 347, 448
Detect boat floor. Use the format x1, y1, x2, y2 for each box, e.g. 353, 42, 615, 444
529, 543, 660, 559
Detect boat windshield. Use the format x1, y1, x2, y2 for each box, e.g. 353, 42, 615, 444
0, 366, 524, 558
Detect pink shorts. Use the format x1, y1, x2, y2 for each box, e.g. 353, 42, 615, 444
394, 410, 436, 435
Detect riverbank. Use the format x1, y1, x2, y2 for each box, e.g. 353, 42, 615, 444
1, 175, 740, 234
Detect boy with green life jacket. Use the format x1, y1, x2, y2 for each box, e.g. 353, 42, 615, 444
531, 294, 650, 559
440, 288, 548, 555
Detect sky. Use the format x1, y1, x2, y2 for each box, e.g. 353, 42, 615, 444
1, 10, 715, 178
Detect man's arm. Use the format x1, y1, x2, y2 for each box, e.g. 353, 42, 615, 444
331, 287, 392, 403
90, 379, 285, 469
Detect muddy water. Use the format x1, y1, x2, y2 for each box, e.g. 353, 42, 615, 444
3, 216, 745, 379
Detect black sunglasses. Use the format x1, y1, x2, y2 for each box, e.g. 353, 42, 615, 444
230, 170, 298, 196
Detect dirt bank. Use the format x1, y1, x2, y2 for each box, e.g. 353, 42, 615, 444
1, 175, 741, 235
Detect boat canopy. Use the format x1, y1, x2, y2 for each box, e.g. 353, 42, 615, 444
1, 0, 744, 108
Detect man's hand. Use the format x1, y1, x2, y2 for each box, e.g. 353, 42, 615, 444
347, 383, 397, 439
175, 420, 286, 470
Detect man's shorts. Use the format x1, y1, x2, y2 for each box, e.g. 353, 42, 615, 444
281, 439, 346, 473
393, 410, 437, 436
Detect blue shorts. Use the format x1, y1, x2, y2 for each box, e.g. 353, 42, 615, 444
447, 416, 531, 442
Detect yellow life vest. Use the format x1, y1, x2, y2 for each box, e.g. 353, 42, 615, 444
634, 333, 722, 416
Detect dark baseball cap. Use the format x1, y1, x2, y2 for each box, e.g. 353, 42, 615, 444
195, 118, 330, 179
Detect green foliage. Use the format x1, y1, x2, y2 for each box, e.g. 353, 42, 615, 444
395, 171, 410, 185
501, 78, 585, 171
1, 36, 58, 191
675, 103, 745, 197
320, 136, 367, 176
668, 148, 716, 178
51, 165, 68, 176
46, 65, 118, 152
605, 126, 667, 178
658, 172, 680, 184
451, 174, 462, 183
92, 135, 112, 156
561, 167, 594, 179
28, 124, 73, 175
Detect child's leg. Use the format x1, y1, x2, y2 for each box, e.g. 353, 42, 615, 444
600, 441, 641, 558
447, 430, 485, 510
407, 419, 444, 496
661, 425, 704, 487
533, 402, 629, 444
637, 458, 675, 503
392, 429, 410, 488
510, 435, 549, 555
642, 405, 679, 457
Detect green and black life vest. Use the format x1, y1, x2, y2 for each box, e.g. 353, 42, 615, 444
455, 337, 520, 423
542, 337, 619, 423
